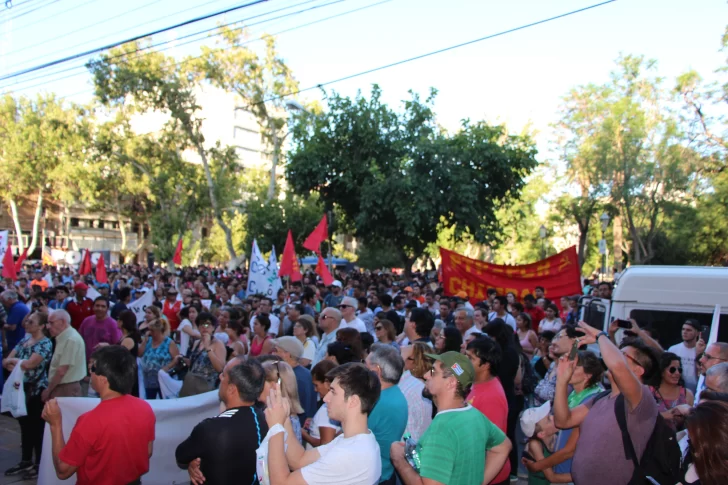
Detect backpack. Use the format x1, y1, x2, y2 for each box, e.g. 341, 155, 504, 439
519, 354, 539, 396
613, 394, 682, 485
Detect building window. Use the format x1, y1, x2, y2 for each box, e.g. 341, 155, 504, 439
70, 218, 80, 227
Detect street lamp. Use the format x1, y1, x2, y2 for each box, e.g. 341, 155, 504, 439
539, 225, 547, 260
285, 99, 305, 112
599, 213, 610, 280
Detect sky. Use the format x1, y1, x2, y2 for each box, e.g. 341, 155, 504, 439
1, 0, 727, 161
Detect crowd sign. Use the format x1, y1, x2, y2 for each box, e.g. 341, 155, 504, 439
440, 246, 582, 303
246, 240, 282, 297
128, 290, 154, 324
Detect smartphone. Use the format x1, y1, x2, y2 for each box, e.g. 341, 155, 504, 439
701, 325, 710, 342
616, 319, 632, 329
568, 340, 579, 361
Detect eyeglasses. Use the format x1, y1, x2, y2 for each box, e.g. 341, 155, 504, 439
668, 366, 683, 374
703, 353, 727, 362
321, 315, 334, 320
375, 326, 383, 331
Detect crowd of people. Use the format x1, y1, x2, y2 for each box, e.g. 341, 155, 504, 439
1, 263, 727, 485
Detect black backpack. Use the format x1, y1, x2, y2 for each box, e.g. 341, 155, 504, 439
613, 394, 682, 485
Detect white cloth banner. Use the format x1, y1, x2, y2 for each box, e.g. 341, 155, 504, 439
0, 230, 8, 259
246, 240, 282, 298
129, 290, 155, 324
38, 391, 221, 485
86, 286, 101, 301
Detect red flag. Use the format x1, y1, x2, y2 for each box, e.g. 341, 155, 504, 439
79, 249, 92, 275
172, 238, 183, 265
303, 215, 328, 253
95, 253, 108, 284
315, 254, 334, 286
14, 247, 28, 272
278, 230, 302, 282
2, 245, 17, 281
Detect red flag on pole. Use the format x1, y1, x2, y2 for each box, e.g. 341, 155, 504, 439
2, 245, 17, 281
14, 247, 28, 272
303, 215, 328, 253
278, 230, 302, 282
315, 254, 334, 286
96, 253, 108, 284
172, 238, 183, 265
79, 249, 92, 275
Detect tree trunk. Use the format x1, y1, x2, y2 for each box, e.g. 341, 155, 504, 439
27, 189, 43, 256
267, 129, 281, 202
63, 205, 71, 249
9, 198, 24, 253
193, 140, 236, 262
613, 214, 623, 272
119, 216, 128, 264
577, 219, 590, 270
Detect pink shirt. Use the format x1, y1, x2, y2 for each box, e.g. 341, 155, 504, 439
78, 316, 122, 363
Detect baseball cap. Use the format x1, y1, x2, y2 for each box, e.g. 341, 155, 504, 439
97, 283, 110, 289
684, 319, 701, 331
404, 286, 414, 292
74, 282, 88, 291
331, 280, 342, 288
425, 351, 474, 388
455, 290, 468, 299
272, 336, 304, 359
520, 401, 551, 438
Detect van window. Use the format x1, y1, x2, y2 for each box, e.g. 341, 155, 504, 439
628, 309, 728, 349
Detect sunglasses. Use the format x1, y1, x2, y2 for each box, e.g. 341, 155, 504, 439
199, 322, 213, 328
338, 305, 353, 309
375, 326, 383, 331
668, 366, 683, 375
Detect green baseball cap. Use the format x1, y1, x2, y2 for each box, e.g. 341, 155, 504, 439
425, 351, 475, 388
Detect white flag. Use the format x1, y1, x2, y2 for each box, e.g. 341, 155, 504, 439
246, 240, 281, 298
0, 230, 8, 256
268, 246, 282, 297
128, 289, 154, 324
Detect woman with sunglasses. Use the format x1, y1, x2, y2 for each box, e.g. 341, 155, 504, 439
650, 351, 694, 430
184, 312, 226, 392
374, 318, 399, 350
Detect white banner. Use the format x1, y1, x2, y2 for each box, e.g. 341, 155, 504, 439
38, 391, 221, 485
86, 286, 101, 301
129, 290, 155, 324
0, 230, 8, 257
246, 240, 282, 298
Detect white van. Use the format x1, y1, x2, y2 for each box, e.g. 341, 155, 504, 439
580, 266, 728, 346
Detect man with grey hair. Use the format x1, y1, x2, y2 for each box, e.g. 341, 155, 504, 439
1, 289, 30, 358
41, 310, 86, 400
455, 307, 479, 340
338, 296, 367, 333
695, 341, 728, 403
704, 361, 728, 395
312, 307, 343, 367
365, 343, 409, 484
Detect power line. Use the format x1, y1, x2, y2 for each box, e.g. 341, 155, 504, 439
11, 0, 100, 33
3, 0, 58, 22
0, 0, 269, 82
258, 0, 618, 105
52, 0, 390, 100
2, 0, 352, 91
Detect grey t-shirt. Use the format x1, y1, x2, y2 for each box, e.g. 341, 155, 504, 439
571, 385, 658, 485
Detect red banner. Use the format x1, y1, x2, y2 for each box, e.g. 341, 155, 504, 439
440, 246, 581, 303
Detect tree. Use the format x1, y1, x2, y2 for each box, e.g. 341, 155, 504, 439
193, 27, 300, 201
87, 41, 242, 264
287, 86, 538, 274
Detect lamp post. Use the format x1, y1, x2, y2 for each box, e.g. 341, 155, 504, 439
599, 213, 610, 281
539, 224, 547, 260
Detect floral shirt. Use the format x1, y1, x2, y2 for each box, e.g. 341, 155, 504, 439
13, 335, 53, 396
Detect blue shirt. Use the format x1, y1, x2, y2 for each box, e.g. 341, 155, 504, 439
293, 365, 318, 426
4, 301, 30, 351
368, 385, 409, 481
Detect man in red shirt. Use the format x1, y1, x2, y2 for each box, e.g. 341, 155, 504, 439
162, 288, 182, 331
42, 345, 156, 485
523, 294, 545, 333
65, 282, 94, 330
465, 336, 511, 485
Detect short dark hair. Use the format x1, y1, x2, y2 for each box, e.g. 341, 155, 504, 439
227, 359, 266, 402
91, 346, 136, 395
467, 336, 502, 375
255, 314, 271, 332
55, 285, 69, 294
620, 338, 660, 386
327, 341, 360, 365
598, 282, 612, 290
94, 296, 109, 307
357, 296, 368, 306
494, 296, 508, 307
409, 307, 435, 338
576, 350, 604, 388
379, 294, 392, 307
487, 288, 497, 296
484, 320, 512, 349
311, 360, 337, 383
684, 319, 701, 332
393, 296, 404, 306
118, 287, 131, 300
326, 363, 381, 415
535, 286, 545, 292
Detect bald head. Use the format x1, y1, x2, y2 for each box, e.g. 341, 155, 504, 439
319, 307, 342, 332
701, 342, 728, 375
705, 362, 728, 394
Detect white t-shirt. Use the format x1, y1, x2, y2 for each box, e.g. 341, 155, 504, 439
301, 431, 381, 485
463, 325, 480, 340
302, 338, 316, 363
178, 319, 194, 356
341, 317, 367, 334
668, 342, 698, 392
538, 318, 563, 334
305, 403, 341, 450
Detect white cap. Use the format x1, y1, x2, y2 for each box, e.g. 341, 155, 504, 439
331, 280, 342, 288
520, 401, 551, 438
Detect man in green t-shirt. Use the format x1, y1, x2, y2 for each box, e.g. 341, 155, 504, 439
391, 351, 512, 485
